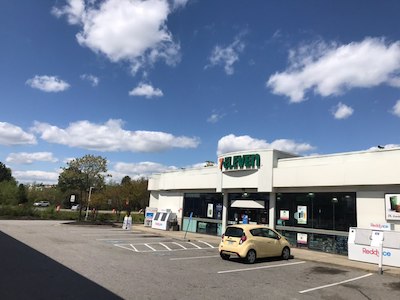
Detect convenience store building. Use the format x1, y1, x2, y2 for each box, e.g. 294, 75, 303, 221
148, 148, 400, 254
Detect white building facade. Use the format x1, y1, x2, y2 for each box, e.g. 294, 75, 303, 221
148, 148, 400, 254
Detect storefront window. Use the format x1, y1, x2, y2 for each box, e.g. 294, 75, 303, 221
276, 192, 356, 231
183, 193, 223, 219
228, 193, 269, 225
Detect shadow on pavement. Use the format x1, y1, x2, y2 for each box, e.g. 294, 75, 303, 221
0, 231, 122, 299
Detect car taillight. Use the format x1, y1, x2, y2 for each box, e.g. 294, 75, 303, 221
239, 233, 247, 245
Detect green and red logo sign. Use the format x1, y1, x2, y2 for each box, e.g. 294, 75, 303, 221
219, 154, 261, 171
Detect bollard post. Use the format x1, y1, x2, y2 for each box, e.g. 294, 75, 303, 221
378, 239, 384, 275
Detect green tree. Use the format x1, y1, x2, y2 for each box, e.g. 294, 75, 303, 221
0, 161, 17, 205
103, 183, 124, 221
121, 175, 131, 186
0, 162, 14, 182
27, 184, 63, 206
58, 155, 108, 220
0, 181, 18, 205
131, 178, 149, 210
17, 184, 28, 204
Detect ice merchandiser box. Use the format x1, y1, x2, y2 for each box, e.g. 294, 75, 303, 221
151, 209, 176, 231
348, 227, 400, 267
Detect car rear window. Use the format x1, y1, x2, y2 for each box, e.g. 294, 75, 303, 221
225, 227, 244, 237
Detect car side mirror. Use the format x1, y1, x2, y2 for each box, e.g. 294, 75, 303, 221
277, 235, 281, 240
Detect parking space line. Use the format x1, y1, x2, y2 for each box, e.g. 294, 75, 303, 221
114, 244, 136, 252
113, 241, 219, 253
188, 242, 202, 249
196, 240, 217, 248
298, 273, 374, 294
130, 244, 139, 252
172, 242, 187, 249
160, 243, 172, 251
218, 261, 306, 274
145, 244, 157, 251
170, 255, 220, 261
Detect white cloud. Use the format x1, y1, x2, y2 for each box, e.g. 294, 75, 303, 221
171, 0, 189, 10
13, 170, 60, 184
6, 152, 58, 164
26, 75, 70, 92
217, 134, 314, 155
110, 161, 177, 181
129, 83, 163, 98
51, 0, 85, 24
391, 100, 400, 117
207, 34, 246, 75
31, 119, 200, 152
267, 37, 400, 102
207, 112, 224, 123
53, 0, 181, 74
333, 102, 354, 119
0, 122, 37, 145
80, 74, 99, 86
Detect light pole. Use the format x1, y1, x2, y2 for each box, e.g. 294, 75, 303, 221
85, 187, 94, 221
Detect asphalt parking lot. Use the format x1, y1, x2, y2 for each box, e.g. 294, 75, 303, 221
0, 220, 399, 299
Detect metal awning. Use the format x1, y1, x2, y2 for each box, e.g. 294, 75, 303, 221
231, 200, 265, 209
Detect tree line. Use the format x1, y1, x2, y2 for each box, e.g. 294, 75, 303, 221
0, 155, 150, 220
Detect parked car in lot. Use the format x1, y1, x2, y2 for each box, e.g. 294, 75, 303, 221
71, 204, 80, 211
33, 201, 50, 207
219, 224, 291, 264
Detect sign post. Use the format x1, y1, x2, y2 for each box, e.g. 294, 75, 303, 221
371, 231, 385, 274
184, 212, 193, 240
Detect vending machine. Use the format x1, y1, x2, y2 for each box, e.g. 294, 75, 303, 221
144, 207, 158, 227
348, 226, 400, 267
151, 209, 177, 231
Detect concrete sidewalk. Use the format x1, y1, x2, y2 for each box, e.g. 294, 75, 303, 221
134, 224, 400, 277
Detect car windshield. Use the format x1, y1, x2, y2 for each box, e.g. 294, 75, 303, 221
225, 227, 243, 238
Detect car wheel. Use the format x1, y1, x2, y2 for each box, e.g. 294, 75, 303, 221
245, 249, 256, 264
220, 253, 230, 260
281, 247, 290, 260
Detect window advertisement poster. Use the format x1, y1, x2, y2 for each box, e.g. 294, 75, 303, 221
297, 233, 308, 244
280, 210, 290, 220
207, 203, 214, 218
385, 194, 400, 221
296, 205, 307, 224
216, 203, 223, 219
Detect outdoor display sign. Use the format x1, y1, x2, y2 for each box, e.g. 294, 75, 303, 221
122, 215, 132, 230
385, 194, 400, 221
348, 227, 400, 268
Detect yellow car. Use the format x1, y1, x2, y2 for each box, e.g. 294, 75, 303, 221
219, 224, 291, 264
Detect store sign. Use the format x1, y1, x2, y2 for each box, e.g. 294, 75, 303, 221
370, 223, 392, 231
219, 154, 261, 171
362, 247, 392, 257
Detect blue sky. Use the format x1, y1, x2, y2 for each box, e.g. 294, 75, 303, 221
1, 0, 400, 184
